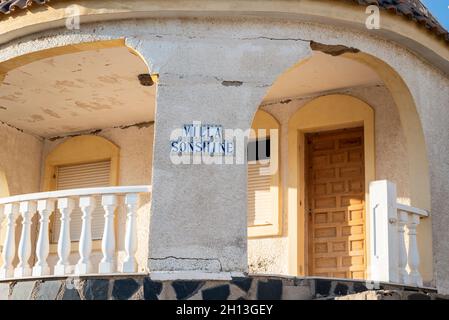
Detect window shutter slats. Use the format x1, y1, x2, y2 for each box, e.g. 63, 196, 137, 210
247, 162, 275, 227
52, 160, 111, 242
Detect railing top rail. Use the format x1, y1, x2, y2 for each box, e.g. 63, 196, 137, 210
397, 203, 429, 217
0, 185, 152, 205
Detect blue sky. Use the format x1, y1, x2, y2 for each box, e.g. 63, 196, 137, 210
422, 0, 449, 30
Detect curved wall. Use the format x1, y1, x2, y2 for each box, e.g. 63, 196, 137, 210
0, 16, 447, 292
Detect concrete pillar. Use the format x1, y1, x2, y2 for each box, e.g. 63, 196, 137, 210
137, 35, 311, 277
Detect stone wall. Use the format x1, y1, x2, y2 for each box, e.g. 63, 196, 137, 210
0, 275, 445, 300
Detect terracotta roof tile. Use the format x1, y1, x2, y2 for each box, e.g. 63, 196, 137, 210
0, 0, 47, 14
0, 0, 448, 43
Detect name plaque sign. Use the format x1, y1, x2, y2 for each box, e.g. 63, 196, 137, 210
170, 123, 234, 156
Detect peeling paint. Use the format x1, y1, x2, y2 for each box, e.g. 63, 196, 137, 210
75, 101, 112, 111
98, 76, 118, 84
221, 80, 243, 87
118, 121, 154, 130
28, 114, 44, 122
45, 121, 153, 141
54, 80, 83, 89
41, 108, 61, 119
310, 41, 359, 56
280, 99, 292, 104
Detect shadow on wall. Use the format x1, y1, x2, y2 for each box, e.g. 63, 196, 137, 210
0, 169, 9, 197
0, 169, 9, 264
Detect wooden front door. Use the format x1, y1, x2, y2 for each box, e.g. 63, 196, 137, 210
306, 127, 366, 279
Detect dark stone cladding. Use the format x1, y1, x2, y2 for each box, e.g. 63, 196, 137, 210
0, 0, 447, 43
0, 275, 447, 300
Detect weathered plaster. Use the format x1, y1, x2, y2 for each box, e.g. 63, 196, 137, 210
0, 17, 447, 291
0, 122, 42, 196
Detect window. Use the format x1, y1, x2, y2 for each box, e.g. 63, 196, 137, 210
247, 138, 271, 162
51, 160, 112, 242
43, 135, 120, 244
247, 110, 281, 237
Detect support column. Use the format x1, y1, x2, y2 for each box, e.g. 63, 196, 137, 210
0, 203, 19, 279
135, 34, 311, 278
14, 201, 37, 277
32, 199, 55, 276
368, 180, 399, 283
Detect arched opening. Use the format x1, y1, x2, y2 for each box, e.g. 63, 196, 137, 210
248, 50, 432, 283
0, 40, 156, 274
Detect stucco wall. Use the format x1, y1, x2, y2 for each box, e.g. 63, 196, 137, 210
0, 123, 42, 196
248, 85, 410, 275
0, 123, 42, 265
41, 124, 154, 187
0, 16, 448, 291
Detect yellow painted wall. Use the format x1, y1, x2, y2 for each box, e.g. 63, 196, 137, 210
0, 169, 9, 265
343, 52, 433, 282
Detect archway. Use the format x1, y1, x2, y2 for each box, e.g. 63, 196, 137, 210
0, 39, 156, 273
247, 49, 432, 283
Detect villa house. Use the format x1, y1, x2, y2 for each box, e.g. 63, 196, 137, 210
0, 0, 448, 300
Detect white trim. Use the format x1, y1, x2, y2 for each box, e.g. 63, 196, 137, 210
0, 185, 152, 205
396, 203, 429, 217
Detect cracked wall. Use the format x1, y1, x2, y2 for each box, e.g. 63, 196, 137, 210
0, 16, 448, 292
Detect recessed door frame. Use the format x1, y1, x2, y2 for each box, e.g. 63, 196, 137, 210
305, 126, 366, 278
287, 94, 375, 278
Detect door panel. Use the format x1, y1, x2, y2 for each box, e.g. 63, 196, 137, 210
307, 127, 366, 279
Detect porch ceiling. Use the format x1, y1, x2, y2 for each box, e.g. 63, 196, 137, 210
263, 52, 383, 103
0, 46, 155, 137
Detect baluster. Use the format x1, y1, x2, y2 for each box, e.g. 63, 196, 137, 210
75, 196, 96, 275
407, 214, 423, 287
397, 210, 409, 284
54, 198, 75, 276
122, 193, 139, 273
14, 201, 37, 277
99, 195, 117, 273
0, 203, 20, 279
32, 199, 55, 276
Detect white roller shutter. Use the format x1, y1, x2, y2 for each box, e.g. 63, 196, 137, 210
52, 160, 111, 243
247, 162, 275, 227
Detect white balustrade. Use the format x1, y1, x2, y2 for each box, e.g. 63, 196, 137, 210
14, 201, 37, 277
122, 193, 139, 273
407, 213, 423, 287
99, 195, 118, 274
0, 203, 19, 278
369, 180, 428, 287
54, 198, 75, 276
75, 196, 96, 275
32, 199, 55, 276
0, 185, 151, 280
